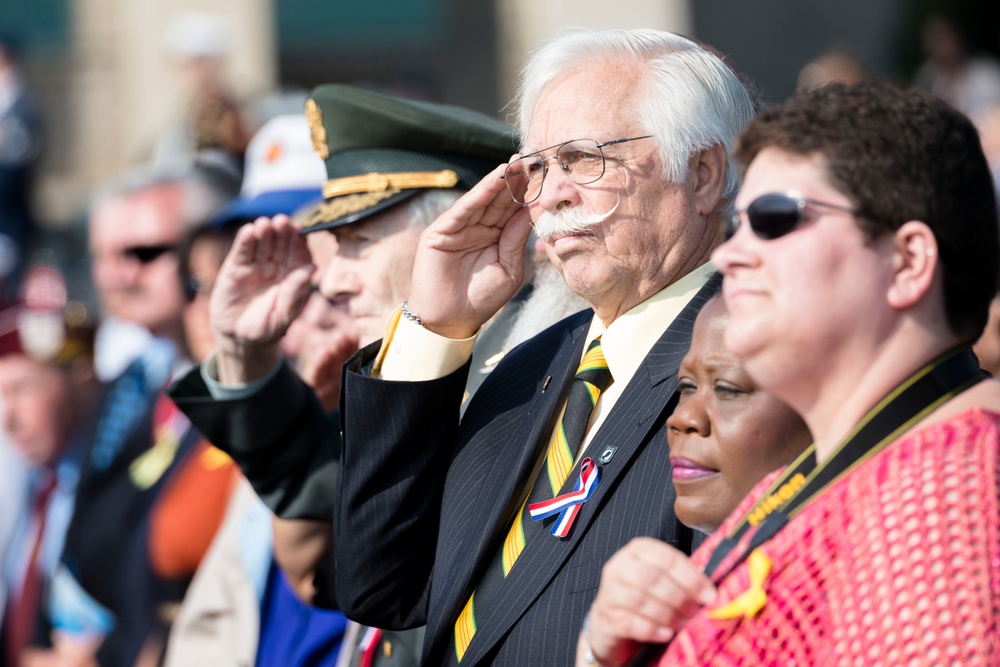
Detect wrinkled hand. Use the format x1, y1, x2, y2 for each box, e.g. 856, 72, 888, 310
405, 162, 533, 339
580, 538, 716, 667
211, 215, 315, 383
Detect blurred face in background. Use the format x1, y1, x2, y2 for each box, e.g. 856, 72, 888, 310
89, 185, 188, 339
182, 231, 232, 364
89, 195, 132, 320
286, 229, 359, 411
0, 355, 79, 466
974, 296, 1000, 377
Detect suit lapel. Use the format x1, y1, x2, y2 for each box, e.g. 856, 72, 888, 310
457, 274, 721, 664
426, 313, 591, 658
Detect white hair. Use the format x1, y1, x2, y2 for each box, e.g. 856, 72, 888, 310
89, 159, 240, 232
406, 188, 465, 229
513, 27, 756, 211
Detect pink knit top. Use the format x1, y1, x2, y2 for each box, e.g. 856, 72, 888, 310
659, 407, 1000, 666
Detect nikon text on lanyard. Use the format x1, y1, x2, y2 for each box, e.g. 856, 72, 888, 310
703, 346, 983, 581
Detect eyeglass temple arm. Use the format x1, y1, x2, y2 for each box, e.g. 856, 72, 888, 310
596, 135, 654, 148
807, 198, 857, 214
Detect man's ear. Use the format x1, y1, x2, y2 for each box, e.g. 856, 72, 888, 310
690, 144, 727, 217
886, 220, 938, 311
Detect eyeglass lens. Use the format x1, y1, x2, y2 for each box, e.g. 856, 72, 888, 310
504, 139, 606, 205
728, 194, 805, 241
183, 275, 214, 302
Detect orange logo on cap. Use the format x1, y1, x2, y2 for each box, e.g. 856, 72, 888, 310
265, 142, 284, 163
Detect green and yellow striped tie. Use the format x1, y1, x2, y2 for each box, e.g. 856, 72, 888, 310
453, 337, 612, 662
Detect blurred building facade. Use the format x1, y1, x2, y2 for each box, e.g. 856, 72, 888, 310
3, 0, 994, 235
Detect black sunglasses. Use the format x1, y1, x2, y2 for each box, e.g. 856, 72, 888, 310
728, 192, 857, 240
122, 244, 178, 264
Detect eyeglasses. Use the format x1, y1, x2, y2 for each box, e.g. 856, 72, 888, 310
183, 275, 215, 303
728, 192, 857, 240
502, 135, 653, 205
122, 244, 178, 264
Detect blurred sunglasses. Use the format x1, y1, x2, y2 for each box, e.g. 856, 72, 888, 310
728, 192, 857, 240
123, 244, 177, 264
182, 275, 214, 303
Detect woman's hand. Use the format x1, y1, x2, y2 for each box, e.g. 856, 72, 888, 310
577, 537, 716, 667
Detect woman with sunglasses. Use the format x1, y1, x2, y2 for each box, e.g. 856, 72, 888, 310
580, 82, 1000, 666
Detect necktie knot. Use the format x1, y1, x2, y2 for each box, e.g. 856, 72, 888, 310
452, 336, 613, 662
576, 337, 612, 394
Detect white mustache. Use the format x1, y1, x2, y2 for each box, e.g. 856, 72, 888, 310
532, 192, 621, 244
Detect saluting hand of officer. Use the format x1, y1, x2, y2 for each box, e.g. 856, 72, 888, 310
211, 214, 316, 383
404, 160, 533, 340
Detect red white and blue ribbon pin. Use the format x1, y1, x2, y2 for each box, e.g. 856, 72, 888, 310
528, 457, 600, 538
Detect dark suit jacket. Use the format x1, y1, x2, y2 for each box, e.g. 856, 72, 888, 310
169, 365, 424, 667
170, 361, 341, 521
335, 275, 719, 666
167, 285, 537, 522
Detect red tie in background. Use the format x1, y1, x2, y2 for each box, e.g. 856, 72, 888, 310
3, 473, 57, 666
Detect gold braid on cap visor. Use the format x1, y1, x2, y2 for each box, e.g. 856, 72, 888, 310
303, 169, 461, 227
321, 169, 459, 199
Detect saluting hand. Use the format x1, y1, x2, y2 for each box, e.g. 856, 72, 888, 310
405, 161, 533, 340
211, 215, 315, 383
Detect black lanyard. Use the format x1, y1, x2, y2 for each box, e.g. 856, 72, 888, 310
626, 346, 983, 667
703, 346, 982, 581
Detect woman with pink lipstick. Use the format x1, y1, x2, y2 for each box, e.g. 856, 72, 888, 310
579, 82, 1000, 667
666, 295, 810, 534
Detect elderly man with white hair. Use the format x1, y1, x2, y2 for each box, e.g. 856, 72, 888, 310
199, 28, 755, 667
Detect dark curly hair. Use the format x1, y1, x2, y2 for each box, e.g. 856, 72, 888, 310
734, 82, 999, 342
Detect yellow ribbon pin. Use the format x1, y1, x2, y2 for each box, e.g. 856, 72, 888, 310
129, 430, 179, 490
707, 548, 772, 620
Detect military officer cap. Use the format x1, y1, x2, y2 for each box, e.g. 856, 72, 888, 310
300, 84, 519, 233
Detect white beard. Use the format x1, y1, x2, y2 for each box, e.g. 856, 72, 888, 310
503, 260, 589, 351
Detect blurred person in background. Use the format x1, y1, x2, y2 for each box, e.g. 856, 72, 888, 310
915, 12, 1000, 118
153, 12, 251, 174
974, 101, 1000, 194
87, 166, 238, 380
796, 47, 869, 92
972, 105, 1000, 377
0, 266, 99, 667
164, 114, 351, 667
974, 292, 1000, 377
42, 165, 237, 667
0, 436, 29, 631
0, 37, 43, 297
